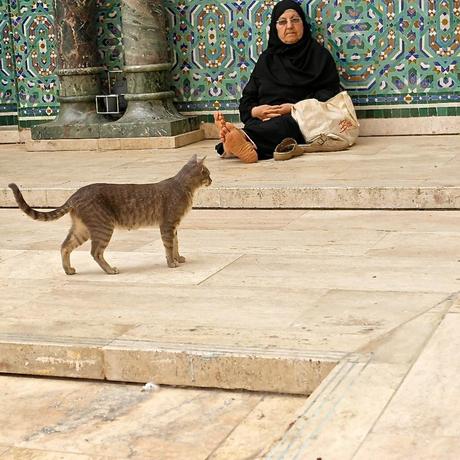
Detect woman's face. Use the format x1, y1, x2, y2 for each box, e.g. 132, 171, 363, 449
275, 8, 304, 45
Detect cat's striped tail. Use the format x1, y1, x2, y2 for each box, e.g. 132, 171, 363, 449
8, 183, 71, 221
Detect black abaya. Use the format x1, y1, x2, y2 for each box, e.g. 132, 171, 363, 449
243, 116, 304, 160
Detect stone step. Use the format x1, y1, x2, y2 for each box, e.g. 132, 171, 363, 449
0, 127, 20, 144
24, 128, 204, 150
2, 185, 460, 209
0, 332, 340, 395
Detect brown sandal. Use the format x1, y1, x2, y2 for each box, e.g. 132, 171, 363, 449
274, 138, 304, 161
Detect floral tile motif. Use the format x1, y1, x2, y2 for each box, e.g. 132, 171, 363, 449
4, 0, 58, 121
0, 0, 17, 119
307, 0, 460, 104
97, 0, 123, 71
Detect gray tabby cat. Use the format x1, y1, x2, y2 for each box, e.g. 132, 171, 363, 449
9, 155, 211, 275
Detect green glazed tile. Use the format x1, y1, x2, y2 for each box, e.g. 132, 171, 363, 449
437, 107, 448, 116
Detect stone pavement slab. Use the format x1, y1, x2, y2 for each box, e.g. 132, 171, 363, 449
1, 135, 460, 208
360, 313, 460, 437
266, 292, 458, 459
0, 208, 458, 395
2, 296, 459, 459
353, 311, 460, 460
0, 374, 305, 459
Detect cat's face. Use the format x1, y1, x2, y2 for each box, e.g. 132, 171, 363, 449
200, 164, 212, 187
189, 154, 211, 187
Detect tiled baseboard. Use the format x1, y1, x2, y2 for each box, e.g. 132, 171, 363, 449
358, 116, 460, 136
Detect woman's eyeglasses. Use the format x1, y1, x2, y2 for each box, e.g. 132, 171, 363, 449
276, 17, 302, 27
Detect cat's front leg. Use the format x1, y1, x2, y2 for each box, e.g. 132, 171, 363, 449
160, 225, 179, 268
173, 229, 186, 264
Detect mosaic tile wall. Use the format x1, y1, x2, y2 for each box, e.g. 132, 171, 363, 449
0, 0, 18, 125
0, 0, 123, 127
0, 0, 459, 127
167, 0, 460, 120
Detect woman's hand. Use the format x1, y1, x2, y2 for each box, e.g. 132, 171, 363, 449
277, 103, 294, 115
251, 105, 281, 121
251, 103, 294, 121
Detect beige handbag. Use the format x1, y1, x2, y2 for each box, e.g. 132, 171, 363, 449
291, 91, 360, 152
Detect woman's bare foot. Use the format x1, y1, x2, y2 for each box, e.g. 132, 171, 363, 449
214, 112, 257, 163
214, 112, 223, 134
214, 112, 242, 142
214, 112, 235, 158
223, 126, 258, 163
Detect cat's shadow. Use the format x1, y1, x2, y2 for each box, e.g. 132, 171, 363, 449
119, 262, 170, 274
76, 260, 190, 276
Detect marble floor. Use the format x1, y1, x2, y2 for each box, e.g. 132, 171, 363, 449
0, 134, 459, 459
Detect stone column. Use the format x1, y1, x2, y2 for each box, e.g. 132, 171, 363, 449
103, 0, 198, 137
32, 0, 105, 139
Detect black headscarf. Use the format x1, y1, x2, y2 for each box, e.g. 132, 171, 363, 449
257, 0, 340, 90
267, 0, 312, 55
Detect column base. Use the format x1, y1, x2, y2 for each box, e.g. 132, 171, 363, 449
100, 116, 199, 138
31, 101, 106, 140
31, 116, 199, 140
32, 122, 104, 140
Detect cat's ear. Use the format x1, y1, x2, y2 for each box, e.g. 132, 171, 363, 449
189, 154, 198, 164
198, 155, 207, 165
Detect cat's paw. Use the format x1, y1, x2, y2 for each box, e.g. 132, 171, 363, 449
65, 267, 76, 275
107, 266, 119, 275
168, 261, 179, 268
177, 256, 186, 263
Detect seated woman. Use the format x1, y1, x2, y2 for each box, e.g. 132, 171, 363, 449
215, 0, 341, 163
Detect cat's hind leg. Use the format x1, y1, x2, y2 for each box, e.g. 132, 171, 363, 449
88, 224, 119, 274
61, 216, 89, 275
